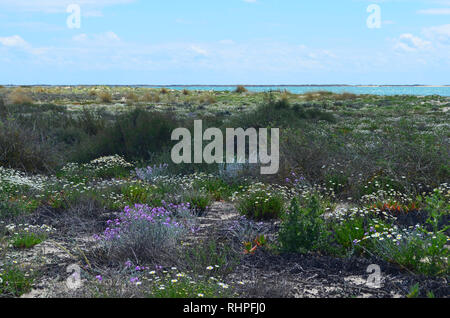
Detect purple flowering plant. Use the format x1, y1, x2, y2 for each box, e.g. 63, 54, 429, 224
135, 164, 169, 183
94, 202, 198, 262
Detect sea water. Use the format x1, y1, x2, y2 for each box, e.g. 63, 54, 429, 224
136, 85, 450, 97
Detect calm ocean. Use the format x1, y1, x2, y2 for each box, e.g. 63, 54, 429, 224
139, 86, 450, 97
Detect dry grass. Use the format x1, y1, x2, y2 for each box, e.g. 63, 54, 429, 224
198, 93, 217, 105
0, 97, 6, 118
142, 91, 160, 103
235, 85, 248, 94
98, 91, 112, 103
125, 91, 139, 105
7, 88, 33, 105
303, 90, 334, 101
34, 86, 46, 93
335, 92, 358, 100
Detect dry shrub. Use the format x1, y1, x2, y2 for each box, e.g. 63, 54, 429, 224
235, 85, 248, 94
182, 89, 190, 95
0, 97, 6, 118
160, 87, 169, 94
142, 91, 160, 103
303, 90, 333, 101
198, 93, 217, 105
98, 90, 112, 103
335, 92, 358, 100
0, 119, 59, 172
125, 91, 139, 105
7, 88, 33, 105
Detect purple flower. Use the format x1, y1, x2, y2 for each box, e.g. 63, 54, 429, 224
96, 275, 103, 282
130, 277, 139, 283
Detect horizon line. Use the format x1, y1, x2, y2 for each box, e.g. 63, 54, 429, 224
2, 84, 450, 87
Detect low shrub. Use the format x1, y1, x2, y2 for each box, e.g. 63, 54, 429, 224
227, 216, 269, 246
198, 93, 217, 105
120, 183, 165, 207
233, 183, 287, 220
0, 265, 34, 297
74, 109, 180, 162
183, 239, 241, 276
278, 196, 330, 254
183, 190, 212, 216
125, 91, 139, 105
11, 232, 45, 248
98, 90, 112, 103
235, 85, 248, 94
94, 203, 197, 264
0, 97, 6, 118
135, 164, 170, 183
360, 227, 449, 276
192, 176, 241, 201
142, 91, 160, 103
7, 88, 33, 105
335, 92, 358, 100
6, 223, 54, 249
0, 119, 60, 172
330, 215, 366, 256
231, 94, 334, 130
147, 273, 233, 298
59, 155, 133, 180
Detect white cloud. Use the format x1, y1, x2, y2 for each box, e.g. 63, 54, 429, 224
0, 0, 135, 13
190, 45, 208, 56
418, 8, 450, 15
394, 33, 432, 52
0, 34, 339, 74
0, 35, 30, 49
72, 31, 120, 46
422, 24, 450, 44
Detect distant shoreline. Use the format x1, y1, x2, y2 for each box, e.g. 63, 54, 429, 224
2, 84, 450, 87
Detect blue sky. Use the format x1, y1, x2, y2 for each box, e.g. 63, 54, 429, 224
0, 0, 449, 85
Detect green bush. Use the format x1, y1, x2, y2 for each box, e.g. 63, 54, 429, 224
184, 190, 212, 216
0, 119, 60, 172
278, 196, 330, 254
74, 109, 180, 162
183, 239, 241, 276
0, 265, 34, 297
0, 97, 6, 119
231, 94, 334, 129
330, 215, 366, 256
235, 185, 286, 220
367, 229, 448, 276
11, 232, 46, 249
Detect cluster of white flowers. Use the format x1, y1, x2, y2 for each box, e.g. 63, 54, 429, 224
0, 166, 48, 191
89, 155, 134, 169
4, 222, 55, 236
231, 182, 296, 203
60, 155, 133, 176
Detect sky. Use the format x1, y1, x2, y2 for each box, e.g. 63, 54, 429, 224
0, 0, 449, 85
